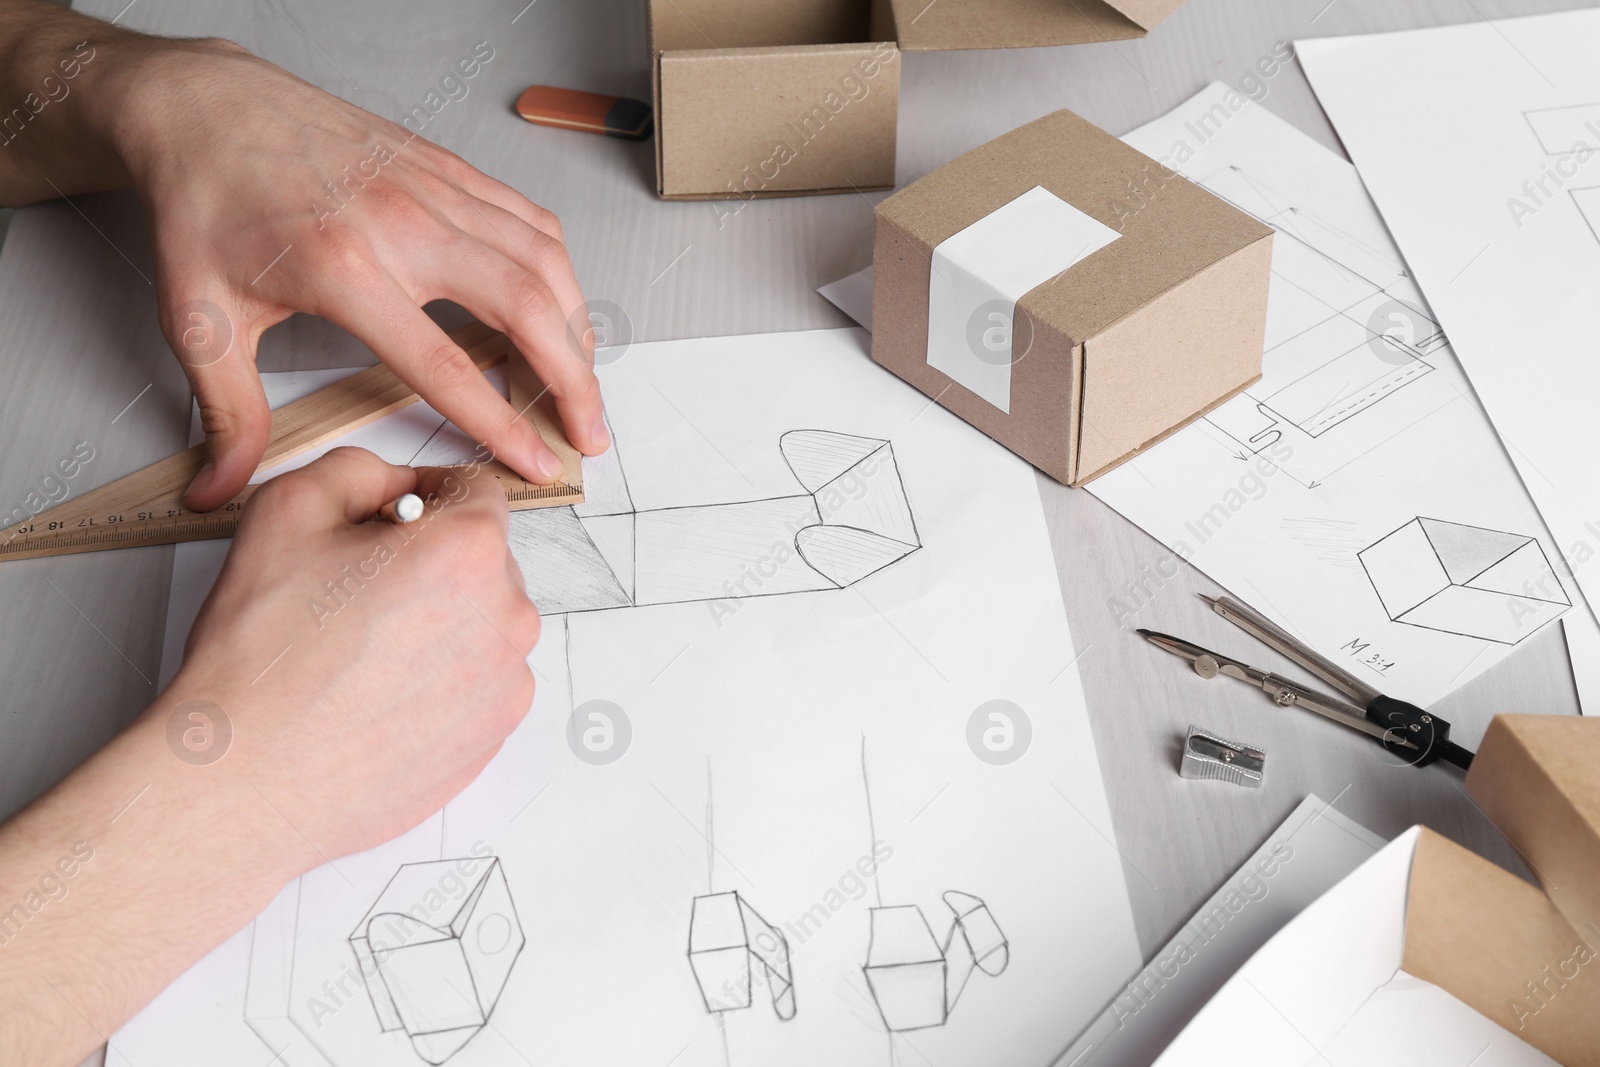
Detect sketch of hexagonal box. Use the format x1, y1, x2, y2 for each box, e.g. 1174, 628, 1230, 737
1358, 517, 1569, 644
348, 857, 525, 1065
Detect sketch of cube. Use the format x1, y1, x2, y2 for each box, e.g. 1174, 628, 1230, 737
687, 892, 796, 1020
1358, 517, 1569, 645
863, 906, 950, 1031
349, 857, 525, 1065
862, 892, 1009, 1033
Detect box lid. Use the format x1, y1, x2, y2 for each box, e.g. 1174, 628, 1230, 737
875, 0, 1185, 51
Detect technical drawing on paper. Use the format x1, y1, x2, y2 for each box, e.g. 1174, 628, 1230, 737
688, 892, 797, 1021
854, 739, 1009, 1036
1184, 165, 1454, 486
507, 427, 922, 614
861, 892, 1009, 1032
345, 858, 525, 1066
1358, 517, 1569, 644
684, 760, 798, 1025
243, 428, 921, 1064
1521, 103, 1600, 247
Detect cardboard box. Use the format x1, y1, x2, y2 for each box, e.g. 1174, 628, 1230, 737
646, 0, 1187, 201
1467, 715, 1600, 955
1155, 716, 1600, 1065
1152, 825, 1600, 1066
870, 109, 1273, 485
874, 0, 1183, 50
1402, 828, 1600, 1065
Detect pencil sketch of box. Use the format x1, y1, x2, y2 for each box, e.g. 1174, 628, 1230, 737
1358, 517, 1568, 645
862, 891, 1009, 1032
507, 428, 921, 614
348, 857, 525, 1065
686, 891, 796, 1020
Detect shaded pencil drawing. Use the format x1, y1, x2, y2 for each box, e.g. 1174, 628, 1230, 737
506, 427, 921, 613
243, 425, 921, 1065
346, 858, 525, 1065
1358, 516, 1569, 644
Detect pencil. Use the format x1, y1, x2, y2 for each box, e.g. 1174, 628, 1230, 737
377, 493, 424, 525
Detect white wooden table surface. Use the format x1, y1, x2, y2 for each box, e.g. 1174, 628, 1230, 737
0, 8, 1588, 1060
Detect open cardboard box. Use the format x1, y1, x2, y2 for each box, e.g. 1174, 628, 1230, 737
645, 0, 1187, 200
1152, 827, 1596, 1066
1465, 715, 1600, 961
1153, 715, 1600, 1067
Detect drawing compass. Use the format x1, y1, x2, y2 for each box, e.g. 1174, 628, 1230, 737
1138, 595, 1475, 771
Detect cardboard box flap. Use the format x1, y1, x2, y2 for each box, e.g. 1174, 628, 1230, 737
1402, 827, 1600, 1065
649, 0, 870, 52
1101, 0, 1188, 32
1467, 715, 1600, 954
879, 0, 1180, 51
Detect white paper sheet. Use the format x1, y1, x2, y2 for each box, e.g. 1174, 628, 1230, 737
1053, 795, 1386, 1067
119, 327, 1141, 1067
1298, 13, 1600, 709
819, 84, 1577, 708
819, 265, 875, 333
1097, 85, 1581, 707
1152, 827, 1556, 1067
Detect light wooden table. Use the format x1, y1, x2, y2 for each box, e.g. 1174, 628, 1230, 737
0, 6, 1588, 1059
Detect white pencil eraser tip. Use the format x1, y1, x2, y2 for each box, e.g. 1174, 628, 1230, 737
395, 493, 424, 523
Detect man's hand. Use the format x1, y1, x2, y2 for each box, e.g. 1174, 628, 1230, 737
0, 449, 539, 1063
0, 2, 609, 511
171, 447, 540, 857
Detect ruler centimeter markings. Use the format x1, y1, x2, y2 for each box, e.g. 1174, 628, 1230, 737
1, 321, 585, 562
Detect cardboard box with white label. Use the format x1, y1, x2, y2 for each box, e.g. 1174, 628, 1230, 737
871, 109, 1274, 486
645, 0, 1189, 200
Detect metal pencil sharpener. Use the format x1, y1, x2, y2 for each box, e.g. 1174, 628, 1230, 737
1181, 725, 1266, 788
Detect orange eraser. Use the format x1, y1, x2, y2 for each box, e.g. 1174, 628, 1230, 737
515, 85, 653, 141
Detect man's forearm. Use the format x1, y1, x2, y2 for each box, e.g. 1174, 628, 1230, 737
0, 0, 139, 204
0, 688, 302, 1065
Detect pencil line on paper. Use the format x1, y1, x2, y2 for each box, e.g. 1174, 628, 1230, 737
861, 735, 883, 907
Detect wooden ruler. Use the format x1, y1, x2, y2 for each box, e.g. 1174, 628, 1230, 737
0, 321, 584, 562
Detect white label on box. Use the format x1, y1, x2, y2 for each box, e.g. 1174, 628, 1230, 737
926, 185, 1121, 413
